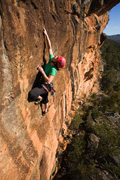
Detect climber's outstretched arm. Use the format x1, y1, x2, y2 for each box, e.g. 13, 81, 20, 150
43, 28, 53, 55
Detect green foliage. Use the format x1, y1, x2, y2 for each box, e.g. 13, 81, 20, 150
69, 111, 83, 130
94, 119, 120, 159
114, 81, 120, 92
100, 91, 120, 113
100, 39, 120, 92
59, 103, 120, 179
68, 135, 86, 160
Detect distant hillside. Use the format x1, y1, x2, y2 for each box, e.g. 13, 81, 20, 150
108, 34, 120, 42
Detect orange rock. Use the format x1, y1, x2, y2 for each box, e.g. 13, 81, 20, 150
0, 0, 119, 179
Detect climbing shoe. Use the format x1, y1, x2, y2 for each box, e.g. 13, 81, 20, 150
34, 99, 42, 105
42, 110, 49, 116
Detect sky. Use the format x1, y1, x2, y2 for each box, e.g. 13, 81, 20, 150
103, 2, 120, 35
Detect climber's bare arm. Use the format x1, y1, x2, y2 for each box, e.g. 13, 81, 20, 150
37, 66, 54, 84
43, 28, 53, 55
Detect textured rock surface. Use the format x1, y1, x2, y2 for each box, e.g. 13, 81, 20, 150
0, 0, 119, 180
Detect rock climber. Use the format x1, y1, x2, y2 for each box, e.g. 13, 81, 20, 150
29, 28, 66, 116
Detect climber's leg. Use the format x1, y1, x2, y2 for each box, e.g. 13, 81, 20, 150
41, 94, 49, 115
45, 103, 48, 112
28, 85, 48, 102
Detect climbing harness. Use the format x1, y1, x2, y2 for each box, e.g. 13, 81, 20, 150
41, 83, 50, 92
41, 82, 56, 102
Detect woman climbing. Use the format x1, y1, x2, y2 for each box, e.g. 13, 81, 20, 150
29, 28, 66, 116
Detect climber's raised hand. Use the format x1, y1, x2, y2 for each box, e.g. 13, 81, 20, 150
43, 27, 53, 55
43, 27, 48, 36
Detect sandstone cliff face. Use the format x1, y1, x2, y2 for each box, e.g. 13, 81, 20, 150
0, 0, 119, 180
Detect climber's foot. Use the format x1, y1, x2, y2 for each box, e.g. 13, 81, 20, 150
34, 99, 42, 105
42, 110, 49, 116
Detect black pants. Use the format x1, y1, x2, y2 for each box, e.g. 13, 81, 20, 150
28, 84, 51, 104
